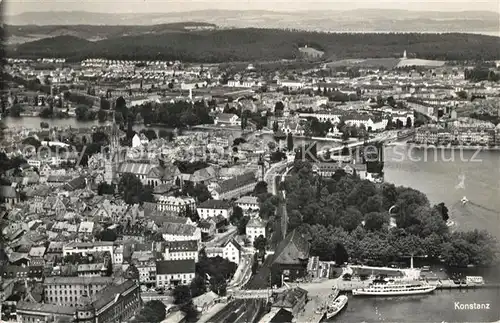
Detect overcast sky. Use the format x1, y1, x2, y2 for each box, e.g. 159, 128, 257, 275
5, 0, 500, 14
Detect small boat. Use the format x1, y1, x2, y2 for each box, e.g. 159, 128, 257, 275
326, 295, 348, 320
461, 196, 469, 205
314, 304, 326, 315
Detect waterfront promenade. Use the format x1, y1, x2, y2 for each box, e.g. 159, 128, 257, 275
292, 295, 324, 323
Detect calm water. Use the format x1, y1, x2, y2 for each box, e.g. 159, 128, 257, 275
333, 289, 500, 323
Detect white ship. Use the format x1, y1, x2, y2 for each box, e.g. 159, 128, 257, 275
326, 295, 348, 320
352, 281, 437, 296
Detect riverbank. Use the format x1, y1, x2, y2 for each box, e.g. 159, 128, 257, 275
406, 143, 500, 151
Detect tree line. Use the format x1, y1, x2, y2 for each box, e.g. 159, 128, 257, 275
10, 30, 500, 63
277, 161, 498, 268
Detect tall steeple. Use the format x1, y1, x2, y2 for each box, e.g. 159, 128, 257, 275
104, 110, 120, 184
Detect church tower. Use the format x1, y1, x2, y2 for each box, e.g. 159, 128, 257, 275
104, 111, 120, 184
403, 50, 407, 59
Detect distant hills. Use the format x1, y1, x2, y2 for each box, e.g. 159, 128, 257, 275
5, 9, 500, 34
7, 29, 500, 63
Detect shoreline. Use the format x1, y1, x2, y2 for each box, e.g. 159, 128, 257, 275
405, 143, 500, 151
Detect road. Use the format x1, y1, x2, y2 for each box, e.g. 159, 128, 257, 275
263, 160, 289, 195
229, 253, 254, 288
203, 226, 237, 248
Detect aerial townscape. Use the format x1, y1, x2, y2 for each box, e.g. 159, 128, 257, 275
0, 5, 500, 323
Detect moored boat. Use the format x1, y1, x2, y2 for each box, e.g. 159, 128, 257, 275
352, 281, 436, 296
326, 295, 348, 320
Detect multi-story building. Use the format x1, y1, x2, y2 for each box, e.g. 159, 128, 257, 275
246, 217, 267, 244
157, 196, 196, 214
44, 276, 113, 307
63, 241, 118, 263
163, 240, 199, 262
211, 172, 258, 200
235, 196, 260, 212
131, 251, 156, 286
205, 238, 242, 265
77, 263, 107, 277
156, 259, 196, 288
75, 280, 141, 323
17, 302, 75, 323
160, 223, 202, 243
197, 199, 232, 220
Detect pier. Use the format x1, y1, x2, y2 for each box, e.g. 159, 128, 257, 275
292, 296, 324, 323
337, 279, 500, 292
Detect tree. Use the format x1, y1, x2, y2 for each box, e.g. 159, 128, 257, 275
253, 235, 267, 254
75, 104, 89, 121
334, 242, 349, 266
406, 117, 412, 128
253, 181, 268, 195
135, 300, 166, 323
98, 229, 117, 242
434, 202, 449, 222
237, 216, 250, 234
286, 132, 294, 151
385, 116, 393, 130
209, 274, 227, 296
364, 212, 388, 231
10, 103, 23, 117
97, 109, 107, 123
230, 206, 244, 226
272, 121, 279, 133
118, 173, 152, 205
97, 182, 115, 195
159, 129, 174, 141
193, 183, 211, 203
189, 275, 206, 297
140, 129, 158, 141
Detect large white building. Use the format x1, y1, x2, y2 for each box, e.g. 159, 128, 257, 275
156, 259, 196, 288
197, 200, 232, 220
205, 238, 242, 265
235, 196, 260, 212
160, 223, 202, 243
63, 242, 121, 264
157, 196, 196, 214
163, 240, 199, 262
246, 217, 267, 244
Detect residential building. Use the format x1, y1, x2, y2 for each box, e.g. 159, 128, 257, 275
156, 259, 196, 288
222, 239, 242, 265
160, 223, 202, 243
214, 113, 241, 126
131, 251, 156, 286
77, 263, 107, 277
163, 240, 199, 262
197, 199, 232, 220
63, 241, 117, 263
236, 196, 260, 211
246, 217, 267, 244
43, 276, 113, 307
157, 196, 196, 214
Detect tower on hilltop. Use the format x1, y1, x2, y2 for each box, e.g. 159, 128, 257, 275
104, 110, 120, 185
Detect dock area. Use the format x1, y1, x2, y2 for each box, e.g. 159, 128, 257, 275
337, 279, 500, 292
292, 296, 324, 323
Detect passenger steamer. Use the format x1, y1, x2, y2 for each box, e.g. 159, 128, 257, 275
352, 281, 436, 296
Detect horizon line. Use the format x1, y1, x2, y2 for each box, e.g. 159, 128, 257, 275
6, 8, 500, 15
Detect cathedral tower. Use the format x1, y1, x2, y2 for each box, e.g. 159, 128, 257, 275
104, 111, 120, 184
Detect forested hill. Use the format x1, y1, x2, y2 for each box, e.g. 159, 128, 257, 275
7, 29, 500, 63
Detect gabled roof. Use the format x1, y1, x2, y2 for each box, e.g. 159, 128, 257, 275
272, 230, 310, 265
197, 199, 231, 210
156, 259, 196, 275
216, 172, 257, 194
272, 287, 308, 309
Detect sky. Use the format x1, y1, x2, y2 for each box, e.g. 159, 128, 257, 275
5, 0, 500, 14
